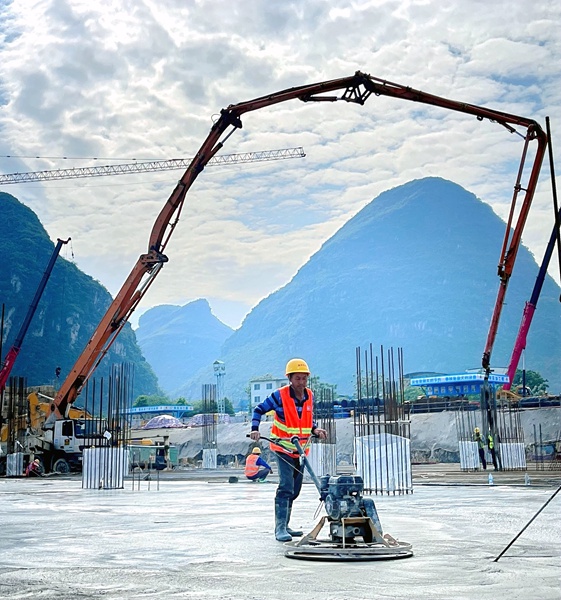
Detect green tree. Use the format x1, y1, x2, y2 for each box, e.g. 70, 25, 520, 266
309, 375, 337, 396
512, 370, 549, 394
186, 397, 235, 416
133, 394, 170, 407
223, 398, 235, 416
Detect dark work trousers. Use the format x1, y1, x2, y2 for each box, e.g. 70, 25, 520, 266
489, 448, 498, 470
274, 451, 304, 502
478, 448, 487, 470
246, 467, 271, 481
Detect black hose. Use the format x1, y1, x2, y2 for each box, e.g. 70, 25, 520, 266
493, 483, 561, 562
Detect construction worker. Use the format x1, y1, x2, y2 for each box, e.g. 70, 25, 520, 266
473, 427, 487, 470
244, 447, 273, 482
25, 458, 43, 477
250, 358, 327, 542
487, 431, 498, 470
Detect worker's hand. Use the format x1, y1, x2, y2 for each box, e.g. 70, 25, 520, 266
249, 430, 260, 441
314, 428, 328, 440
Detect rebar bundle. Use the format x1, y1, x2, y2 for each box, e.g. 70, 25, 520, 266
201, 384, 218, 469
354, 344, 412, 495
456, 387, 526, 471
2, 377, 27, 454
81, 363, 133, 489
310, 386, 337, 476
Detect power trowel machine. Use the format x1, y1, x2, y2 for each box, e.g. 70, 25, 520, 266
278, 435, 413, 561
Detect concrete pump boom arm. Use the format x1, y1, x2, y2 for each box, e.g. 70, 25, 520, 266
52, 70, 547, 417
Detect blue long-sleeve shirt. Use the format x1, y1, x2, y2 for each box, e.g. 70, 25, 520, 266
251, 386, 318, 432
255, 455, 272, 471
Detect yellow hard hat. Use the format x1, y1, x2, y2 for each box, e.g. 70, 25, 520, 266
286, 358, 310, 375
252, 447, 261, 454
474, 427, 480, 433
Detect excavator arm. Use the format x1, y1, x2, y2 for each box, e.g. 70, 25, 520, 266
53, 70, 547, 417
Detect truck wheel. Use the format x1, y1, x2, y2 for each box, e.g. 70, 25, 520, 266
52, 458, 70, 474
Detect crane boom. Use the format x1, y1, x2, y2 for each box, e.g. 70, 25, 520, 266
52, 70, 548, 418
0, 237, 70, 391
504, 118, 560, 390
0, 148, 305, 185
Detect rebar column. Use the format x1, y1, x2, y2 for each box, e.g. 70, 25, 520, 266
354, 344, 412, 495
202, 383, 218, 469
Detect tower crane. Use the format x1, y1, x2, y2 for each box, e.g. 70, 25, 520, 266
0, 147, 305, 185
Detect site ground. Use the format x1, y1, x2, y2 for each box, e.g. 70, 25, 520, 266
1, 464, 559, 600
121, 461, 561, 487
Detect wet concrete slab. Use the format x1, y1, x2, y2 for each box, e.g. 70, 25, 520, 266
0, 474, 559, 600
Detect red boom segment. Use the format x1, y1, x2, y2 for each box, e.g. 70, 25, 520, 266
52, 71, 547, 417
0, 238, 70, 391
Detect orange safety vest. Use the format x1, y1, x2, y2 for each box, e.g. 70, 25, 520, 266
270, 385, 313, 457
244, 454, 261, 478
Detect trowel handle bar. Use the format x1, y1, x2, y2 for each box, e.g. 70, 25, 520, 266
290, 436, 323, 493
246, 433, 323, 493
246, 433, 316, 450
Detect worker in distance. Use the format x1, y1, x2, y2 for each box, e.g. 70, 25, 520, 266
250, 358, 327, 542
244, 446, 273, 482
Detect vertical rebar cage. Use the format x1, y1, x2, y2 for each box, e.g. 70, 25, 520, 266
3, 377, 27, 476
81, 363, 133, 489
354, 345, 412, 495
202, 383, 218, 469
308, 386, 337, 477
457, 386, 527, 472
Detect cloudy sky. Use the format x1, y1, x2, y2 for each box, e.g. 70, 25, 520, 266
1, 0, 560, 329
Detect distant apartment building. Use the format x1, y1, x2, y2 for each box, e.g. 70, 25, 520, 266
249, 376, 286, 409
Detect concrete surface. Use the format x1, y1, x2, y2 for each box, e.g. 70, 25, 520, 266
1, 470, 560, 600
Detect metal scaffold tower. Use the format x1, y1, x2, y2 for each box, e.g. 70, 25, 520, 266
213, 360, 226, 415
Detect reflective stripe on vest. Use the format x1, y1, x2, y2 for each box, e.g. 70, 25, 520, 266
488, 435, 494, 449
270, 385, 313, 457
244, 454, 260, 477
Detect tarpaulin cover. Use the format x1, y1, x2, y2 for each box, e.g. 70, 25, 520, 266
143, 414, 185, 429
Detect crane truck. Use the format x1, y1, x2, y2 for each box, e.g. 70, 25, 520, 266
9, 72, 548, 475
0, 237, 84, 475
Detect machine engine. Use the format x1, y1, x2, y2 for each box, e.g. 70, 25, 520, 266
319, 474, 382, 542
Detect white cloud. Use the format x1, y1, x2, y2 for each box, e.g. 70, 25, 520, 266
1, 0, 560, 330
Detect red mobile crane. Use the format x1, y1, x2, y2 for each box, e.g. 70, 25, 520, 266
49, 71, 548, 421
0, 237, 70, 391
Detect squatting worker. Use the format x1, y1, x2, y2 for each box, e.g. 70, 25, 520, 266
250, 358, 327, 542
244, 447, 273, 482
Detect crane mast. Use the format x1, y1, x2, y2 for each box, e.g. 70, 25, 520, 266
52, 70, 548, 418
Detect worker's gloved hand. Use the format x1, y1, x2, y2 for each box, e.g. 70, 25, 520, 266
249, 430, 260, 441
